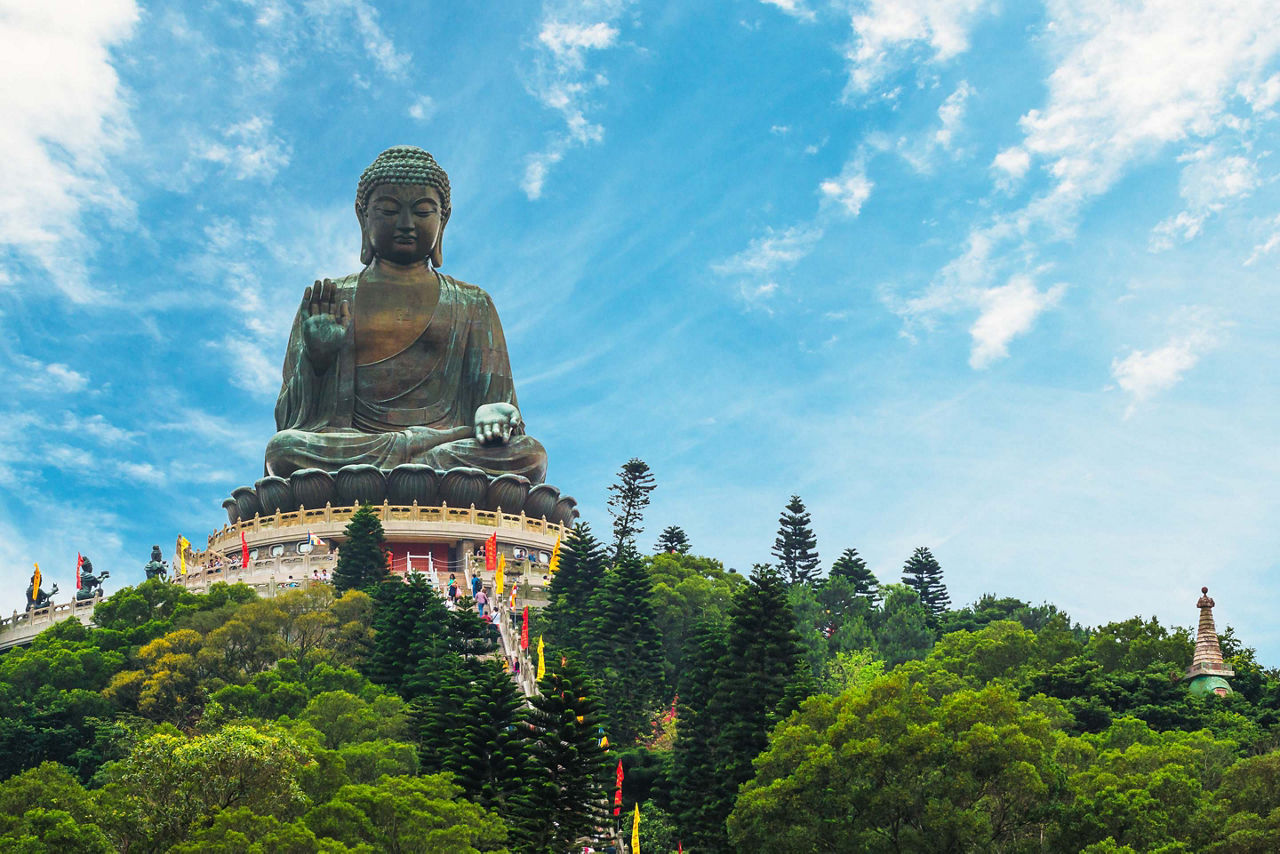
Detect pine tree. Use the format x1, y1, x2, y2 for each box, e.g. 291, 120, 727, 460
686, 564, 812, 851
516, 657, 612, 852
831, 547, 879, 603
771, 495, 820, 585
584, 542, 666, 745
653, 525, 691, 555
607, 458, 656, 561
544, 523, 608, 653
364, 573, 452, 696
417, 659, 531, 814
333, 504, 389, 593
901, 546, 951, 623
671, 619, 731, 852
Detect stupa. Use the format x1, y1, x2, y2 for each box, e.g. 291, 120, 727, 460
184, 147, 576, 598
1183, 586, 1233, 698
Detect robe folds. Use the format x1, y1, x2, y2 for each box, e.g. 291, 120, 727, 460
265, 270, 546, 482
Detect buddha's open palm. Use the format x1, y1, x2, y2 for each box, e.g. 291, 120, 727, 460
475, 402, 523, 445
301, 279, 350, 367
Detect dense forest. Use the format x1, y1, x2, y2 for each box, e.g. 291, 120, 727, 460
1, 467, 1278, 853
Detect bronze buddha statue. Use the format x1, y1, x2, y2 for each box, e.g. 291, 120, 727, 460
264, 146, 547, 484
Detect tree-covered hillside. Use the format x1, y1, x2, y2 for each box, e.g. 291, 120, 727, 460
1, 484, 1277, 852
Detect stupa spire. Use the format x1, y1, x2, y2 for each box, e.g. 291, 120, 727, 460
1184, 586, 1233, 697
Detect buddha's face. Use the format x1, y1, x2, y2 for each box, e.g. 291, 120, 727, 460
362, 183, 444, 265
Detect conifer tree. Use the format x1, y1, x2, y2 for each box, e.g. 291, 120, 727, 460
544, 523, 608, 653
687, 564, 812, 851
416, 659, 530, 815
585, 542, 665, 745
607, 458, 656, 561
654, 525, 691, 555
364, 574, 451, 696
333, 504, 389, 593
772, 495, 820, 585
901, 546, 951, 623
516, 658, 611, 852
671, 619, 731, 852
831, 547, 879, 603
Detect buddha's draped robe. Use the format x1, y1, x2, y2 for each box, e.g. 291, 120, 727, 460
265, 271, 546, 482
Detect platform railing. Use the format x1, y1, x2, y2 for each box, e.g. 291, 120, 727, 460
208, 501, 570, 551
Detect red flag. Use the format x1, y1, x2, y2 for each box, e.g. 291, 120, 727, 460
241, 530, 250, 567
613, 758, 624, 816
76, 553, 83, 590
485, 531, 497, 574
520, 605, 530, 650
678, 842, 683, 853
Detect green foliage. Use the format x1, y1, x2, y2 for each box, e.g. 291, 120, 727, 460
653, 524, 691, 555
876, 583, 935, 665
607, 457, 657, 559
901, 545, 950, 621
304, 774, 508, 853
728, 674, 1068, 853
333, 504, 389, 593
543, 522, 608, 653
584, 542, 666, 744
646, 551, 744, 691
771, 494, 820, 585
830, 546, 879, 602
516, 658, 611, 852
671, 619, 730, 850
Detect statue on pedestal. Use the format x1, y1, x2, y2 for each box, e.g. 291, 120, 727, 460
144, 545, 169, 581
264, 146, 547, 483
76, 557, 109, 601
25, 571, 56, 611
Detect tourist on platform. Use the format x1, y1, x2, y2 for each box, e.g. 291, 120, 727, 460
475, 589, 488, 616
320, 568, 329, 583
448, 574, 458, 600
471, 573, 482, 597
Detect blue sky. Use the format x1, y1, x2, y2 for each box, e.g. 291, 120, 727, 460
2, 0, 1277, 659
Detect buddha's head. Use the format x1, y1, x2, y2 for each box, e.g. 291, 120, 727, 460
356, 145, 452, 268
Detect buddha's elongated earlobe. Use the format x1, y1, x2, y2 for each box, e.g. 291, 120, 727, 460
431, 219, 446, 268
356, 201, 375, 266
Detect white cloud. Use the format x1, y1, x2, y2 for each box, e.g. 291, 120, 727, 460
891, 80, 975, 172
219, 335, 280, 396
934, 80, 973, 149
15, 356, 90, 393
522, 3, 631, 199
194, 117, 291, 181
820, 170, 874, 215
408, 95, 435, 121
0, 0, 138, 302
1150, 146, 1259, 250
303, 0, 410, 78
1244, 214, 1280, 266
1111, 324, 1220, 413
968, 276, 1066, 369
991, 146, 1030, 189
842, 0, 997, 95
761, 0, 817, 23
712, 226, 824, 276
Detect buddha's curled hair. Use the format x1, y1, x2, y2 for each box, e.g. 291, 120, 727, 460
356, 145, 451, 219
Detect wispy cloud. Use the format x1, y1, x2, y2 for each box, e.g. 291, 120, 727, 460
760, 0, 816, 23
15, 356, 91, 393
1110, 309, 1226, 414
713, 226, 824, 312
969, 276, 1066, 369
522, 3, 631, 199
820, 167, 874, 216
841, 0, 997, 96
193, 116, 291, 181
1149, 145, 1260, 251
0, 0, 138, 303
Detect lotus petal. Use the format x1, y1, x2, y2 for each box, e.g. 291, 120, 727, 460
387, 464, 439, 506
335, 464, 387, 507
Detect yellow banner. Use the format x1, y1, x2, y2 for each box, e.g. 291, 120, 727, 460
177, 535, 190, 575
496, 553, 506, 595
536, 635, 545, 681
31, 563, 40, 597
632, 802, 640, 854
548, 535, 561, 574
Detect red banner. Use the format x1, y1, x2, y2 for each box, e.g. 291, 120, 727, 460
613, 758, 624, 816
485, 531, 497, 573
75, 553, 83, 590
241, 530, 250, 567
521, 606, 530, 650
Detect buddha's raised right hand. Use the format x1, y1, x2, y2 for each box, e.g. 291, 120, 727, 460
300, 278, 351, 370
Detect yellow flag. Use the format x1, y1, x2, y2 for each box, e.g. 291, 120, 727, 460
536, 635, 545, 681
495, 553, 506, 595
177, 535, 190, 575
548, 535, 561, 574
632, 802, 640, 854
31, 563, 41, 596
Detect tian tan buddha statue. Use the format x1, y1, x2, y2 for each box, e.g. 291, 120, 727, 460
264, 146, 547, 484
